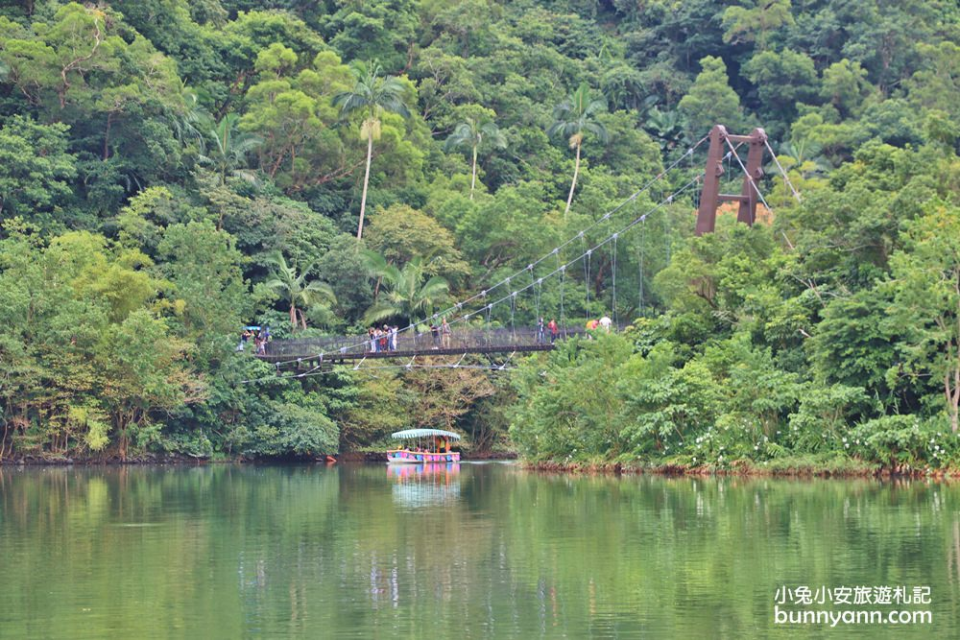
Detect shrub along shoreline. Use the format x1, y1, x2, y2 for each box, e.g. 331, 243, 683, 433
0, 449, 518, 465
508, 326, 960, 477
521, 456, 958, 478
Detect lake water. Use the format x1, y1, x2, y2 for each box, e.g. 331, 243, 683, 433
1, 463, 958, 638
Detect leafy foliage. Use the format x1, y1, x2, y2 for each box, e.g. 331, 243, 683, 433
0, 0, 958, 467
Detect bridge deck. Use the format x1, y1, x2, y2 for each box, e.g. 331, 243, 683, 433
258, 326, 596, 364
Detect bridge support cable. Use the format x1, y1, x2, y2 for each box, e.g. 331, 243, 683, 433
485, 301, 492, 345
533, 275, 542, 323
444, 175, 701, 331
612, 234, 619, 327
336, 137, 705, 347
559, 266, 566, 338
637, 218, 645, 316
581, 234, 591, 306
664, 194, 672, 264
724, 137, 808, 256
266, 174, 704, 368
724, 137, 774, 217
276, 177, 702, 368
763, 139, 802, 204
422, 134, 708, 317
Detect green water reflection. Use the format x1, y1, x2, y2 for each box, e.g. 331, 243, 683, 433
1, 463, 958, 638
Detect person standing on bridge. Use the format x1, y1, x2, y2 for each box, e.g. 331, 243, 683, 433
537, 318, 545, 344
441, 318, 451, 349
548, 318, 558, 344
390, 325, 398, 351
430, 323, 441, 349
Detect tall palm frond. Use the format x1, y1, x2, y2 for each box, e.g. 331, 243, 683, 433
361, 255, 449, 326
644, 107, 688, 152
199, 113, 262, 186
333, 61, 411, 240
444, 118, 508, 199
548, 83, 609, 217
361, 249, 402, 286
169, 89, 213, 152
264, 252, 336, 330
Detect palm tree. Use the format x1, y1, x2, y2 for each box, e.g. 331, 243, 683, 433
362, 252, 449, 326
169, 88, 212, 152
600, 64, 646, 111
199, 113, 262, 187
264, 252, 336, 331
333, 62, 411, 241
444, 118, 507, 200
644, 107, 689, 153
776, 140, 828, 175
548, 83, 609, 217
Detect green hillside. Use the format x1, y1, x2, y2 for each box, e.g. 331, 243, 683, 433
1, 1, 959, 470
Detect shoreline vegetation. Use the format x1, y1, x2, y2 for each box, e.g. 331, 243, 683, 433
1, 2, 959, 467
8, 451, 959, 481
0, 449, 519, 466
522, 457, 959, 479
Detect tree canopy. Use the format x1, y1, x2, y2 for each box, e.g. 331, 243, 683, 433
0, 0, 959, 469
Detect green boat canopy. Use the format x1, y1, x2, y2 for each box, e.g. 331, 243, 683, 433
391, 429, 461, 441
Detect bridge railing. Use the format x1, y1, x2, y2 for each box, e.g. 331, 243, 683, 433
263, 325, 602, 358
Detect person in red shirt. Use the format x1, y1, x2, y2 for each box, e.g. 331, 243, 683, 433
548, 318, 559, 344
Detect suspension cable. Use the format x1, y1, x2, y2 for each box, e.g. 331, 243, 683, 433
441, 176, 701, 334
267, 174, 703, 367
534, 275, 541, 323
581, 234, 590, 305
559, 266, 566, 337
268, 185, 698, 370
611, 234, 618, 327
638, 218, 645, 316
725, 138, 774, 214
763, 139, 802, 203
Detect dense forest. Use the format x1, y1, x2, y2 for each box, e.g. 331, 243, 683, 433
0, 0, 959, 469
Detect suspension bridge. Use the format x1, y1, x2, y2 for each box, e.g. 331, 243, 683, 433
260, 326, 595, 365
251, 125, 799, 379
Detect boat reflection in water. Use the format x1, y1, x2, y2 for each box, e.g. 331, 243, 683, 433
388, 462, 461, 507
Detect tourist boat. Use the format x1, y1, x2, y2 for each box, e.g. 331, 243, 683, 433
387, 428, 461, 464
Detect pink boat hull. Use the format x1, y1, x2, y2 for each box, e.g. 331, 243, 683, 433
387, 449, 460, 464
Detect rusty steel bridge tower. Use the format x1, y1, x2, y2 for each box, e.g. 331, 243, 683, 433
695, 125, 767, 236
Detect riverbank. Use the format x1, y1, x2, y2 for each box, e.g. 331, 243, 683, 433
0, 450, 518, 465
0, 453, 223, 466
523, 454, 960, 478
